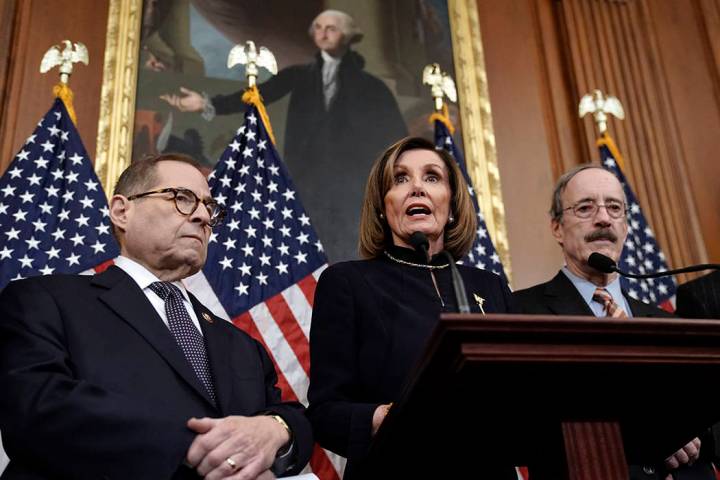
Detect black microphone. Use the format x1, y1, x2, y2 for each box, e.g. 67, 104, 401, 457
588, 252, 720, 279
409, 232, 470, 314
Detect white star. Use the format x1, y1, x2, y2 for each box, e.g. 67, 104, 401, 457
46, 185, 60, 198
245, 130, 256, 142
85, 179, 98, 192
475, 243, 486, 256
234, 183, 246, 195
12, 209, 27, 222
57, 150, 66, 161
19, 191, 34, 203
264, 200, 276, 212
51, 168, 64, 181
256, 272, 268, 285
239, 165, 250, 176
282, 189, 296, 201
47, 125, 61, 136
491, 253, 500, 264
215, 193, 227, 206
0, 247, 13, 259
259, 253, 271, 266
297, 232, 309, 245
39, 265, 54, 275
294, 251, 307, 264
277, 243, 290, 256
262, 218, 274, 230
238, 262, 252, 276
261, 235, 272, 248
57, 209, 70, 221
70, 233, 85, 246
225, 157, 237, 170
244, 224, 257, 238
223, 238, 236, 250
219, 256, 233, 270
66, 253, 80, 266
630, 203, 641, 215
229, 140, 241, 152
66, 171, 79, 184
642, 242, 655, 254
41, 140, 54, 152
298, 214, 310, 226
242, 147, 253, 158
604, 158, 617, 168
275, 262, 288, 275
253, 173, 263, 185
24, 135, 36, 145
209, 232, 218, 243
75, 214, 89, 227
5, 227, 20, 240
62, 190, 74, 202
267, 181, 278, 193
35, 157, 49, 169
248, 207, 260, 220
247, 113, 257, 124
26, 239, 46, 261
227, 219, 241, 232
100, 206, 109, 217
2, 185, 16, 197
281, 207, 293, 219
95, 223, 110, 235
27, 173, 42, 186
8, 166, 23, 178
18, 255, 33, 268
32, 219, 47, 232
258, 140, 267, 151
268, 164, 279, 176
280, 225, 291, 237
69, 153, 84, 165
257, 159, 265, 169
476, 227, 488, 239
16, 149, 30, 161
235, 282, 249, 296
241, 243, 254, 257
315, 240, 324, 252
0, 203, 7, 215
237, 126, 246, 135
79, 195, 94, 209
251, 190, 262, 202
89, 240, 106, 254
231, 201, 243, 213
219, 175, 232, 188
51, 228, 66, 241
46, 246, 61, 259
60, 131, 69, 142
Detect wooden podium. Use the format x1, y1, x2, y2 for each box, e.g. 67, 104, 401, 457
358, 314, 720, 479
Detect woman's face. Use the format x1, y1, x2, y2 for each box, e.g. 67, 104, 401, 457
383, 149, 452, 253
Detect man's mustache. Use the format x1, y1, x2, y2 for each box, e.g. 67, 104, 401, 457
585, 228, 617, 243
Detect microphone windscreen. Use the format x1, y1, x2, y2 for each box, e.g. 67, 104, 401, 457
409, 231, 429, 251
588, 252, 617, 273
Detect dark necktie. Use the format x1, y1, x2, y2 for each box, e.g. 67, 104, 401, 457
149, 281, 216, 403
592, 288, 629, 319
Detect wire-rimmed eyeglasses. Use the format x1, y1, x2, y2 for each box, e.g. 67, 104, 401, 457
562, 199, 627, 219
127, 187, 226, 227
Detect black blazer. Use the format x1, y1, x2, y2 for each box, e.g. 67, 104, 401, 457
513, 271, 715, 480
676, 271, 720, 320
307, 247, 517, 479
0, 266, 312, 480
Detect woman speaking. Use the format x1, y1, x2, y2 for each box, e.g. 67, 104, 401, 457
307, 137, 516, 478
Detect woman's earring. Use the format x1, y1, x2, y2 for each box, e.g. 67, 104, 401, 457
379, 212, 385, 219
448, 215, 455, 223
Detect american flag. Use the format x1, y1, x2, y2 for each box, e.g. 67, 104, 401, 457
183, 101, 342, 479
0, 98, 118, 289
598, 133, 676, 308
434, 118, 507, 280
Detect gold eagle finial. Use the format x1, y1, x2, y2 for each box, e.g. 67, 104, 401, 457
40, 40, 89, 85
578, 89, 625, 134
227, 41, 278, 88
422, 63, 457, 112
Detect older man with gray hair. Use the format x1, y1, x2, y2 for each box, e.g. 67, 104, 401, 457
162, 9, 407, 262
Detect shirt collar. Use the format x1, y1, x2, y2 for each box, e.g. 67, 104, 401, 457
321, 49, 342, 66
114, 255, 191, 302
561, 265, 624, 305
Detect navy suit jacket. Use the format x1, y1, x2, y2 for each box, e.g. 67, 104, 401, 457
676, 271, 720, 320
0, 266, 312, 480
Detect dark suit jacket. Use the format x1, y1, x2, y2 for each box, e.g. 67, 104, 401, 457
513, 271, 714, 480
0, 266, 312, 480
676, 271, 720, 320
307, 247, 517, 479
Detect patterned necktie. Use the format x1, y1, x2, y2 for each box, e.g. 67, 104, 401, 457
149, 281, 216, 404
592, 288, 629, 319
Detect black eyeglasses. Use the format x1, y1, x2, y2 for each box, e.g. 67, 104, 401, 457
127, 187, 226, 227
563, 199, 627, 219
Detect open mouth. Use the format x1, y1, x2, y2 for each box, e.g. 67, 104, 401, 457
406, 206, 431, 216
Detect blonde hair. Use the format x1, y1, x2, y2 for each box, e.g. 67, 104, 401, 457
358, 137, 476, 260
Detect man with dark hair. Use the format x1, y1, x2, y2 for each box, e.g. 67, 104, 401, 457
513, 164, 713, 480
0, 154, 312, 479
161, 9, 407, 262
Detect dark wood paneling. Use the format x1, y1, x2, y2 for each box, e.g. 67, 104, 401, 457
0, 0, 109, 174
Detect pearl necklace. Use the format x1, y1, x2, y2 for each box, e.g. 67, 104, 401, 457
383, 250, 449, 270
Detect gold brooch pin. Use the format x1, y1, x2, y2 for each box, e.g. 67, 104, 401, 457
473, 294, 486, 314
202, 312, 214, 323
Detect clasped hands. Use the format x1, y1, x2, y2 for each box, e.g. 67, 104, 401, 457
185, 415, 290, 480
663, 437, 701, 480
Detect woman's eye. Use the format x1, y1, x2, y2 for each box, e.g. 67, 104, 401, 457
394, 174, 408, 184
426, 175, 439, 183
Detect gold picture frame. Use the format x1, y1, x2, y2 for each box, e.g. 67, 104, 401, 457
95, 0, 511, 278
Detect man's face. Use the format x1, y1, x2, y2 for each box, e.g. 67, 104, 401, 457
113, 160, 212, 280
552, 168, 628, 279
312, 13, 346, 57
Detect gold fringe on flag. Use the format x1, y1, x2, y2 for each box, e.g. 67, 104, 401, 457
242, 85, 276, 145
428, 103, 455, 134
597, 132, 626, 171
53, 83, 78, 126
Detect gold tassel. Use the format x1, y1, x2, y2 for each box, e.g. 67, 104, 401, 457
241, 86, 277, 145
428, 103, 455, 134
52, 83, 78, 126
597, 132, 626, 171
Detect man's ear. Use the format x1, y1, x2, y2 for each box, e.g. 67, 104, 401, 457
109, 195, 130, 234
551, 218, 564, 246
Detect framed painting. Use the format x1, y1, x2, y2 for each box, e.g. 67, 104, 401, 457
95, 0, 510, 273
